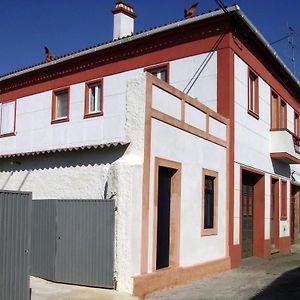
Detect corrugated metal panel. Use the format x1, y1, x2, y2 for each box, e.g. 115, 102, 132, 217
0, 190, 31, 300
30, 200, 56, 279
31, 199, 115, 288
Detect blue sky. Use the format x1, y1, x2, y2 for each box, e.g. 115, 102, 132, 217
1, 0, 300, 77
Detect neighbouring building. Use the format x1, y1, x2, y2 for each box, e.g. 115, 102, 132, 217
0, 1, 300, 297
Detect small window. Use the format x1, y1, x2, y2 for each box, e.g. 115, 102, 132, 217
84, 79, 103, 118
248, 69, 259, 118
201, 169, 218, 236
52, 88, 70, 124
0, 100, 16, 137
280, 180, 287, 220
145, 64, 169, 83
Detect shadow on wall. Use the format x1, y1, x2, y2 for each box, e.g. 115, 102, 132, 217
251, 266, 300, 299
0, 145, 128, 173
272, 159, 291, 179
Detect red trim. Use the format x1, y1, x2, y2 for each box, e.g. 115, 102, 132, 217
280, 180, 287, 220
144, 63, 170, 83
0, 99, 17, 137
217, 41, 236, 266
270, 176, 280, 251
270, 152, 300, 164
84, 78, 104, 119
247, 68, 259, 118
51, 87, 70, 124
112, 7, 136, 19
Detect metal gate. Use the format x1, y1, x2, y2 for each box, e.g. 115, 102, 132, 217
0, 190, 32, 300
31, 199, 115, 288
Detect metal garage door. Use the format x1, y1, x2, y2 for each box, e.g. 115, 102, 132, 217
31, 199, 115, 288
0, 190, 31, 300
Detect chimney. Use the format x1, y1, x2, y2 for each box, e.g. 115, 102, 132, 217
112, 1, 136, 40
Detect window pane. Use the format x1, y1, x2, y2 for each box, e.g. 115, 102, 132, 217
1, 102, 15, 134
89, 83, 101, 113
204, 176, 214, 229
56, 92, 68, 118
271, 93, 278, 129
149, 67, 168, 82
280, 101, 286, 128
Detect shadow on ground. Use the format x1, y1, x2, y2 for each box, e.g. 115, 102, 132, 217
251, 266, 300, 299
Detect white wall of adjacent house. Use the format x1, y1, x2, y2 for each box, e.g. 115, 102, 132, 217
233, 54, 297, 245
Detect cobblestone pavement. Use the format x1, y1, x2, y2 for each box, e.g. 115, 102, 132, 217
147, 245, 300, 300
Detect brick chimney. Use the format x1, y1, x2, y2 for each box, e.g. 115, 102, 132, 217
112, 1, 136, 40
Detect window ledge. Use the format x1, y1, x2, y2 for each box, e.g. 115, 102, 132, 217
0, 132, 16, 138
248, 109, 259, 120
51, 117, 69, 124
201, 228, 218, 236
84, 112, 103, 119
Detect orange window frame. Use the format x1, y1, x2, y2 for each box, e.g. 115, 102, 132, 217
84, 78, 104, 119
248, 69, 259, 118
144, 63, 170, 83
51, 87, 70, 124
0, 99, 17, 137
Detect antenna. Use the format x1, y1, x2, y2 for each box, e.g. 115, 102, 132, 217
288, 24, 296, 75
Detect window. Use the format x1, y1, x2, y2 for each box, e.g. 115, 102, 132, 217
280, 180, 287, 220
279, 100, 287, 129
84, 79, 103, 118
201, 169, 218, 235
0, 100, 16, 137
144, 64, 169, 83
248, 69, 259, 118
271, 92, 279, 129
52, 88, 70, 124
271, 91, 287, 130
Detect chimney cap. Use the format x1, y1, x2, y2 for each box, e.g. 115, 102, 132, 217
112, 0, 136, 18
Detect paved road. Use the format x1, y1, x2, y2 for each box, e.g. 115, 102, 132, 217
147, 246, 300, 300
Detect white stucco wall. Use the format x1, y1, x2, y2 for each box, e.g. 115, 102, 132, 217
148, 118, 227, 269
234, 54, 295, 243
170, 52, 218, 110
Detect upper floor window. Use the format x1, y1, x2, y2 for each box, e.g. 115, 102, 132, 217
145, 63, 169, 83
201, 169, 218, 236
248, 69, 259, 118
52, 88, 70, 124
295, 112, 300, 137
271, 91, 287, 130
0, 100, 16, 137
84, 79, 103, 118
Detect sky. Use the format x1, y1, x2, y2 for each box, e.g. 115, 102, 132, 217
1, 0, 300, 77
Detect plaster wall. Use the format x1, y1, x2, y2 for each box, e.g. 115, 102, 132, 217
149, 118, 227, 270
234, 54, 293, 243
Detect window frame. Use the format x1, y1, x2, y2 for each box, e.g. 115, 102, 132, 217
280, 180, 287, 220
295, 112, 300, 137
248, 68, 259, 119
201, 168, 218, 236
279, 99, 287, 129
270, 90, 288, 130
51, 87, 70, 124
144, 63, 169, 83
84, 78, 104, 119
0, 99, 17, 137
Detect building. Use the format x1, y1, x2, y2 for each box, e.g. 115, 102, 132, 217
0, 1, 299, 297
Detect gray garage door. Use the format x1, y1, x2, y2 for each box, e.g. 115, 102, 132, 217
0, 190, 31, 300
31, 199, 115, 288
